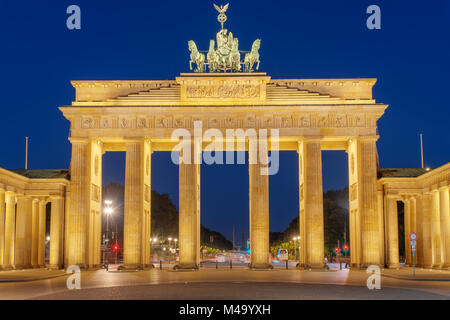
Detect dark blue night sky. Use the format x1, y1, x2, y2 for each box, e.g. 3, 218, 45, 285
1, 0, 449, 241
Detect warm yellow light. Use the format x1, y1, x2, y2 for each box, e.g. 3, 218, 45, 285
168, 237, 173, 241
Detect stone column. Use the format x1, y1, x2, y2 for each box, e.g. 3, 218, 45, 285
31, 199, 40, 268
386, 196, 400, 268
49, 196, 64, 269
431, 189, 441, 268
177, 141, 201, 270
4, 191, 15, 269
142, 141, 152, 268
67, 139, 89, 267
301, 139, 324, 269
377, 190, 385, 267
415, 195, 424, 267
404, 198, 412, 266
421, 193, 433, 268
358, 138, 381, 267
0, 188, 5, 268
123, 141, 148, 269
38, 200, 47, 268
410, 197, 417, 265
439, 186, 450, 269
249, 138, 270, 269
15, 195, 32, 269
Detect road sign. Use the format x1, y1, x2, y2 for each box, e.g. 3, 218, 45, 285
409, 233, 417, 241
410, 240, 417, 247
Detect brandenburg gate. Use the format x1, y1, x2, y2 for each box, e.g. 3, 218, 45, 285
60, 72, 387, 270
2, 3, 447, 272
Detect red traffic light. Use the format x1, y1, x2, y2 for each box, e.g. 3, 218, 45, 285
343, 244, 349, 251
112, 244, 119, 251
335, 247, 340, 253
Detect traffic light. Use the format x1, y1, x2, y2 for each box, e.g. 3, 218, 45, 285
343, 244, 349, 251
112, 244, 119, 252
335, 247, 341, 254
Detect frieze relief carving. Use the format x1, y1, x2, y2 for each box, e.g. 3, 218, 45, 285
101, 118, 112, 129
186, 84, 260, 99
137, 117, 147, 129
77, 112, 371, 131
119, 118, 131, 129
81, 117, 94, 129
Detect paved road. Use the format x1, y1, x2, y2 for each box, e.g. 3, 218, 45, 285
0, 268, 449, 300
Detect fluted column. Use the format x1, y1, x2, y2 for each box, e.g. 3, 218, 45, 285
38, 200, 47, 267
15, 195, 32, 269
4, 191, 16, 269
410, 197, 417, 265
358, 138, 381, 267
142, 141, 152, 268
49, 196, 64, 269
178, 141, 201, 269
415, 195, 424, 267
123, 141, 147, 269
431, 189, 441, 268
31, 199, 40, 268
377, 190, 385, 267
404, 198, 412, 265
439, 186, 450, 269
249, 138, 270, 269
68, 139, 89, 267
386, 196, 400, 268
300, 139, 324, 269
0, 188, 5, 268
421, 193, 433, 268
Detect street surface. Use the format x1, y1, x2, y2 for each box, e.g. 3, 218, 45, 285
0, 266, 449, 300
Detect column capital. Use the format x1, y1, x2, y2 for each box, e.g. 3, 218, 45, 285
68, 137, 89, 144
301, 137, 323, 143
439, 184, 449, 191
357, 135, 379, 143
48, 195, 63, 201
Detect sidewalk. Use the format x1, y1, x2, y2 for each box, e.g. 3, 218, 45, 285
0, 269, 66, 283
381, 267, 450, 282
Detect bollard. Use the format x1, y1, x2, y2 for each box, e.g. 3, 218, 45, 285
230, 260, 232, 269
286, 260, 289, 270
160, 260, 162, 270
216, 260, 218, 269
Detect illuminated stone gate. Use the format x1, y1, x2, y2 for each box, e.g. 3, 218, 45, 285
60, 73, 388, 269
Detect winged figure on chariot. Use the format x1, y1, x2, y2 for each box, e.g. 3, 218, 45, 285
188, 3, 261, 73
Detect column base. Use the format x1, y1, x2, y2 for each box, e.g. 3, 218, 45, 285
249, 263, 273, 270
119, 264, 144, 271
173, 263, 199, 271
387, 264, 400, 269
48, 265, 63, 270
300, 264, 329, 271
143, 264, 155, 270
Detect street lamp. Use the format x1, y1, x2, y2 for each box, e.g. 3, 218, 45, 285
292, 236, 300, 261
